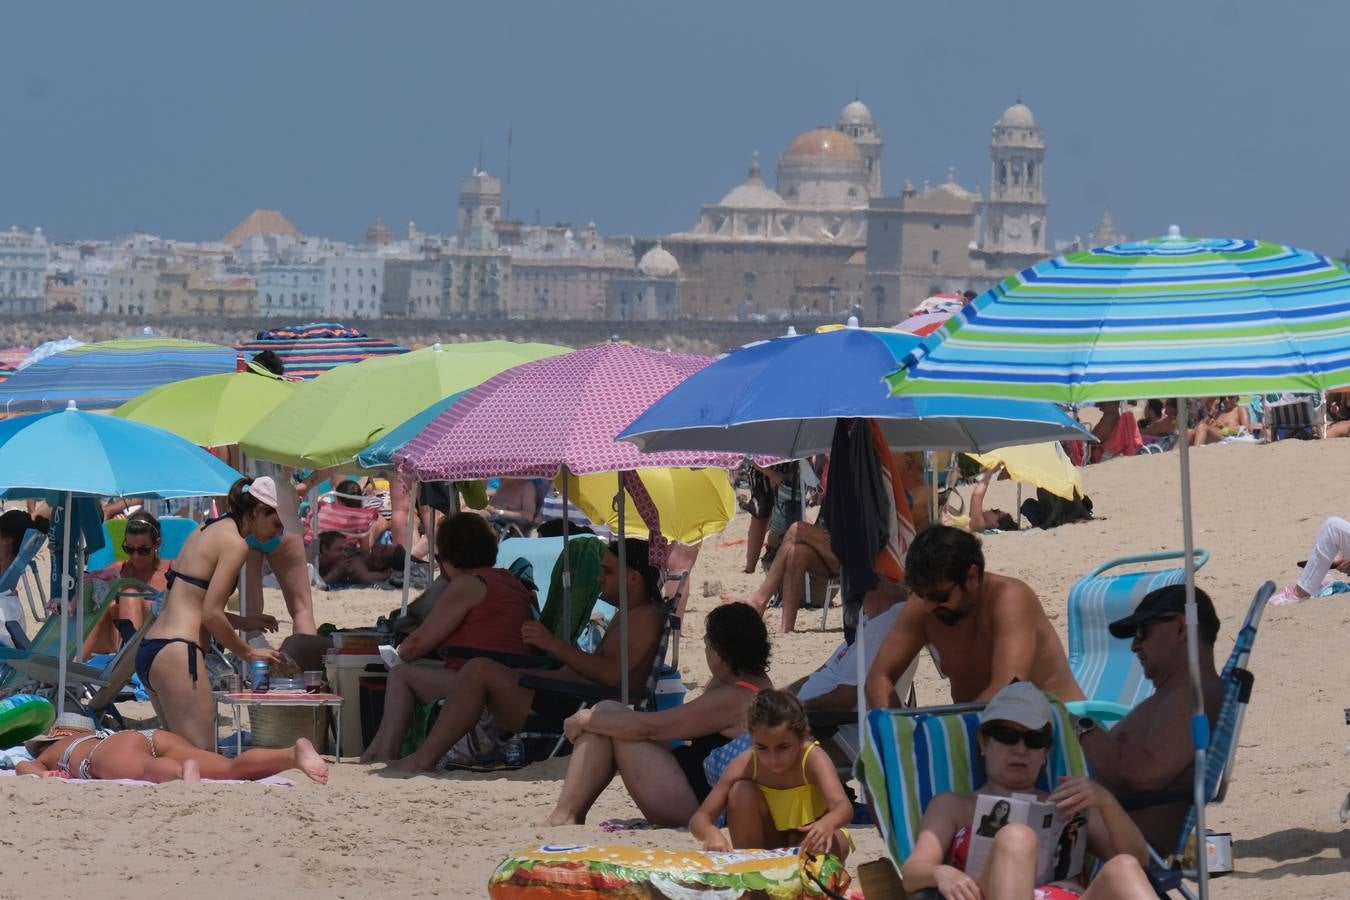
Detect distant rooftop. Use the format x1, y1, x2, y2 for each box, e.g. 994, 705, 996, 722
224, 209, 300, 246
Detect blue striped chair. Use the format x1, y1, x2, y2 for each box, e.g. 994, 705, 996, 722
856, 698, 1087, 870
1065, 550, 1209, 723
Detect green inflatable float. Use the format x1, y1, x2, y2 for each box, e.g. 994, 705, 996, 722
0, 694, 56, 749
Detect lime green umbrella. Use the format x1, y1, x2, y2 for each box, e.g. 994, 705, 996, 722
111, 369, 296, 448
239, 340, 569, 469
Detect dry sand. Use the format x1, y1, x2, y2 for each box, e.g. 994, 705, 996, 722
5, 439, 1349, 898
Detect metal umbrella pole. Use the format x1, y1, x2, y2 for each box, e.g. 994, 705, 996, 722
616, 470, 629, 707
399, 478, 415, 616
561, 465, 572, 637
1175, 399, 1210, 898
55, 490, 73, 712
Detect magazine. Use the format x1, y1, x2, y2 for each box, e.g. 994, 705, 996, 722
965, 793, 1088, 885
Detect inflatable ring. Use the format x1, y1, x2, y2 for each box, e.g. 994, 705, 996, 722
488, 843, 851, 898
0, 694, 56, 748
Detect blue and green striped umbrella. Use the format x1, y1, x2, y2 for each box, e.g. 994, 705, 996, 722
886, 231, 1350, 403
886, 229, 1339, 899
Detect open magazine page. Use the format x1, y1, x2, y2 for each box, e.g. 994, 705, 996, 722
965, 793, 1087, 885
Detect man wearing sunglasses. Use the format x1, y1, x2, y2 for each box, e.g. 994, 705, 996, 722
865, 526, 1083, 708
1074, 584, 1223, 852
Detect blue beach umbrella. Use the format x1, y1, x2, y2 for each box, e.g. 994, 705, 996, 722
0, 334, 237, 413
0, 402, 243, 706
618, 322, 1090, 458
885, 229, 1350, 897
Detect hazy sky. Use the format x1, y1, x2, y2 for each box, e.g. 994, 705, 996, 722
5, 1, 1349, 255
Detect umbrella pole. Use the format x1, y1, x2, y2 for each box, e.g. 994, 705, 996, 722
57, 491, 72, 712
1175, 400, 1210, 899
400, 480, 415, 617
75, 531, 85, 662
561, 466, 572, 639
616, 471, 629, 707
854, 606, 868, 747
925, 451, 938, 528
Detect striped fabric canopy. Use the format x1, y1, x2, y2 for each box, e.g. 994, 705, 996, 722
236, 322, 407, 379
0, 336, 237, 413
887, 232, 1350, 403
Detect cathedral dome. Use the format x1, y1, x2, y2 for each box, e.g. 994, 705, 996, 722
839, 100, 873, 127
998, 102, 1036, 128
718, 151, 786, 208
637, 243, 680, 278
784, 128, 861, 162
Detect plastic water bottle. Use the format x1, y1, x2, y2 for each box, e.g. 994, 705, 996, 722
503, 736, 524, 767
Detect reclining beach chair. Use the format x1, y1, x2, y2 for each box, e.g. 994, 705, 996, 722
0, 578, 148, 701
1065, 549, 1209, 723
85, 516, 196, 570
1122, 581, 1271, 899
1259, 393, 1323, 442
0, 528, 48, 628
854, 698, 1088, 896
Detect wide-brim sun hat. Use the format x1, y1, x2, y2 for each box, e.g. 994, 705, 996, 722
23, 711, 95, 756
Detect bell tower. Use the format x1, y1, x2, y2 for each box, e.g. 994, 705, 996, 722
983, 100, 1046, 255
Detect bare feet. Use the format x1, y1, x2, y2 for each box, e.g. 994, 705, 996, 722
359, 745, 391, 764
379, 755, 434, 775
543, 809, 580, 827
181, 759, 201, 784
293, 738, 330, 784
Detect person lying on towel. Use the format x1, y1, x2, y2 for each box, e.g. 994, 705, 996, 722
16, 713, 328, 784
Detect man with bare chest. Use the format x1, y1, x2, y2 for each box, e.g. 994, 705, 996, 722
1073, 585, 1224, 852
865, 526, 1083, 707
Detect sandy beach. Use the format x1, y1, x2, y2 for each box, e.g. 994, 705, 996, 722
5, 438, 1349, 898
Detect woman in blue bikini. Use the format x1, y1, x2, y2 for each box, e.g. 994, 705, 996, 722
136, 477, 285, 749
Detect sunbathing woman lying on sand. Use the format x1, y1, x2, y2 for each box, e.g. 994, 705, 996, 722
15, 713, 328, 784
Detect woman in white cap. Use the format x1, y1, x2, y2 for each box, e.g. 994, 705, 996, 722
901, 682, 1155, 900
136, 477, 286, 750
16, 712, 327, 783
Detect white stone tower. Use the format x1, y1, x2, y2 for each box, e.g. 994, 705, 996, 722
837, 98, 882, 197
457, 168, 502, 239
983, 100, 1047, 254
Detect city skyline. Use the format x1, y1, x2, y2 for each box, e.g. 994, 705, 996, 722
4, 1, 1350, 255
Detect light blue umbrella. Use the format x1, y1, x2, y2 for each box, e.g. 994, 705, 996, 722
17, 336, 83, 370
0, 402, 243, 706
355, 390, 468, 471
618, 322, 1091, 457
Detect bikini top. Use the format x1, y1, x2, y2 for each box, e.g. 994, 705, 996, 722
166, 515, 232, 591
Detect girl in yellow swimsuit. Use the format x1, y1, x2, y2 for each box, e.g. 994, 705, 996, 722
689, 690, 853, 859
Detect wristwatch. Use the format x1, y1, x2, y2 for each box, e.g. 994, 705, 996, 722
1074, 716, 1098, 740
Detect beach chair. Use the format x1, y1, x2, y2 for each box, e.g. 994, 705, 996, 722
1065, 549, 1209, 723
0, 577, 141, 699
85, 516, 196, 570
1121, 581, 1271, 899
1260, 393, 1323, 442
854, 698, 1088, 894
0, 527, 47, 631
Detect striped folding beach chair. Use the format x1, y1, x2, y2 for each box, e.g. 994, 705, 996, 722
1065, 550, 1209, 723
855, 698, 1088, 871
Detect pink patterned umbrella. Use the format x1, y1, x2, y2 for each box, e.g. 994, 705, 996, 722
394, 342, 743, 481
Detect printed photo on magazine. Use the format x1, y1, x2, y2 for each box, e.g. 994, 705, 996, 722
965, 793, 1088, 885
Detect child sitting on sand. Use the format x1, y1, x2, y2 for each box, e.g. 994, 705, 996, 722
689, 690, 853, 859
16, 713, 328, 784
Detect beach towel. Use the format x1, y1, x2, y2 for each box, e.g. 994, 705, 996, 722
1092, 411, 1143, 462
0, 769, 294, 786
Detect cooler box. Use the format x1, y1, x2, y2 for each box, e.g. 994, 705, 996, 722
325, 650, 386, 758
653, 666, 686, 712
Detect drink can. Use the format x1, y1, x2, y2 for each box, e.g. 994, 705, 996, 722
250, 659, 270, 693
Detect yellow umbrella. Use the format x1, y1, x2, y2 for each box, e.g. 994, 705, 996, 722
965, 441, 1083, 501
557, 467, 735, 545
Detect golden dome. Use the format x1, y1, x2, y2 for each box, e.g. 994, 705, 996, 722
783, 128, 861, 162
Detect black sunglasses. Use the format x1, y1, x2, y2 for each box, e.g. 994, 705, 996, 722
982, 724, 1053, 750
1134, 616, 1178, 642
122, 544, 157, 557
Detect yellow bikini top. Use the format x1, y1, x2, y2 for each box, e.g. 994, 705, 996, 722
752, 740, 827, 832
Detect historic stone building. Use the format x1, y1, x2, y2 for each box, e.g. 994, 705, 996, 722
661, 101, 878, 321
864, 101, 1052, 321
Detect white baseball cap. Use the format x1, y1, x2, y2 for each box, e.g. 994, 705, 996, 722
979, 681, 1054, 731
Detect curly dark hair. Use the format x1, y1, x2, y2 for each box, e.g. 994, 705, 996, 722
746, 689, 809, 738
435, 512, 499, 570
705, 602, 770, 676
904, 525, 985, 593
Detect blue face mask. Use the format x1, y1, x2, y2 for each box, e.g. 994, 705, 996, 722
246, 533, 283, 554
